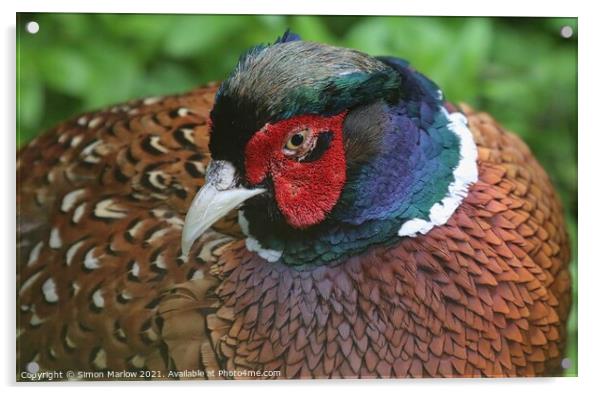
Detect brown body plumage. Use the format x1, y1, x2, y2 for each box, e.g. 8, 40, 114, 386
17, 84, 570, 378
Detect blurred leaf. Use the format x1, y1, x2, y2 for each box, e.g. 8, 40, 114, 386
432, 17, 493, 102
38, 46, 92, 96
163, 15, 246, 57
288, 15, 337, 43
17, 77, 43, 145
139, 62, 198, 96
79, 41, 140, 108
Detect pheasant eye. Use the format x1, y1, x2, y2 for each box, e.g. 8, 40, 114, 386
290, 133, 305, 147
284, 129, 310, 151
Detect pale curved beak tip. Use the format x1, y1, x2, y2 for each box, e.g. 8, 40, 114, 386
179, 160, 266, 257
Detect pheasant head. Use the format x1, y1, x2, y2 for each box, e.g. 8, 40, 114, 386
182, 32, 478, 267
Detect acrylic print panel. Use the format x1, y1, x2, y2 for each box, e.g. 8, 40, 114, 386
16, 13, 577, 381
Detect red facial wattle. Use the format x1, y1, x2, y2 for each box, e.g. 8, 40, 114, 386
244, 112, 347, 229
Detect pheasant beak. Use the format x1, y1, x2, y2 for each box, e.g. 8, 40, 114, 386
181, 160, 266, 255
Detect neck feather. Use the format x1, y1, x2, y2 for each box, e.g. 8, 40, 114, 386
240, 104, 478, 267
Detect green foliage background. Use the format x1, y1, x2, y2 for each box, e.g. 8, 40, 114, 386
16, 14, 577, 376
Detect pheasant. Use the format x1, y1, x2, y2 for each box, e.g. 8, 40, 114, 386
17, 32, 571, 379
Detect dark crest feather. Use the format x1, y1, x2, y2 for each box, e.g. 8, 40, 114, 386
274, 29, 301, 44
